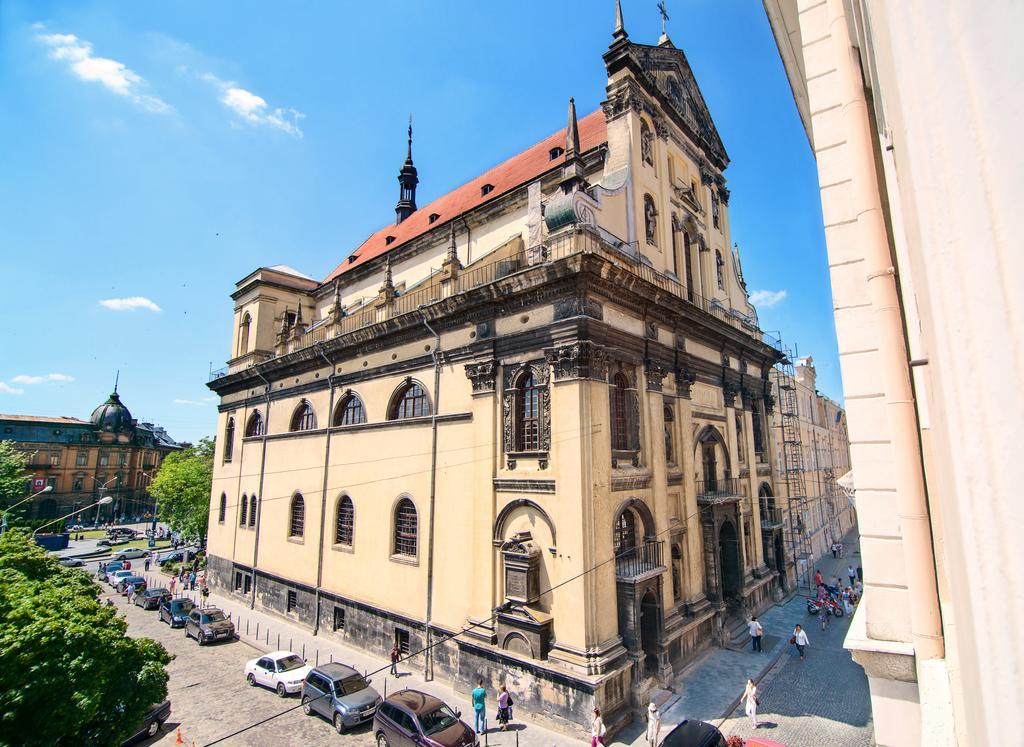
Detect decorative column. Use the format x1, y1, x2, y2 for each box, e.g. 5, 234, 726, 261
675, 368, 708, 614
742, 387, 767, 571
723, 378, 750, 585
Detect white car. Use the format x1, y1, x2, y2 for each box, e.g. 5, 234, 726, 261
108, 569, 134, 586
112, 548, 150, 561
244, 651, 311, 697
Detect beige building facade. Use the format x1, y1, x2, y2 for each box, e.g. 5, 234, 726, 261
206, 7, 849, 734
763, 0, 1023, 744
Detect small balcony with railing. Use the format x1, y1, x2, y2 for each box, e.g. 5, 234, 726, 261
615, 539, 665, 581
760, 505, 784, 530
695, 477, 746, 505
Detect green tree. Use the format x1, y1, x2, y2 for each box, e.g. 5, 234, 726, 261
0, 530, 171, 746
0, 441, 29, 511
149, 437, 213, 544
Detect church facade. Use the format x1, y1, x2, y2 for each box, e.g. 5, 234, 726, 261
206, 7, 810, 734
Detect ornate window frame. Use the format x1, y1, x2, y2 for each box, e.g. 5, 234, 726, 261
501, 362, 551, 469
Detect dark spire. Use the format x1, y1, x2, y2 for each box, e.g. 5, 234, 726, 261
613, 0, 628, 42
395, 115, 419, 224
566, 97, 580, 159
113, 369, 119, 394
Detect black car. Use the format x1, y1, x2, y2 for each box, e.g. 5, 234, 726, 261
120, 700, 171, 745
660, 719, 728, 747
116, 575, 147, 595
134, 587, 172, 610
159, 597, 195, 627
108, 527, 139, 539
158, 549, 196, 567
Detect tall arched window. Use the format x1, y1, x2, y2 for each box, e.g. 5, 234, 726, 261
664, 405, 675, 464
239, 494, 248, 527
393, 498, 418, 556
333, 393, 366, 426
335, 495, 354, 546
238, 313, 251, 356
249, 495, 257, 527
218, 493, 226, 524
245, 410, 265, 437
290, 401, 317, 432
289, 494, 305, 537
389, 381, 430, 420
515, 372, 541, 452
612, 373, 630, 451
614, 508, 638, 555
223, 417, 235, 462
716, 250, 725, 289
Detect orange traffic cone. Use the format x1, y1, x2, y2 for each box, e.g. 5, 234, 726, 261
174, 727, 185, 745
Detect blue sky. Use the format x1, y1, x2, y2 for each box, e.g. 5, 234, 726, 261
0, 1, 839, 444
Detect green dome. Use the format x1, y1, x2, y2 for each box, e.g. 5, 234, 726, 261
90, 391, 134, 434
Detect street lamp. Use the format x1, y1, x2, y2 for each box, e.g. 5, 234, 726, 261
33, 496, 113, 538
0, 484, 53, 535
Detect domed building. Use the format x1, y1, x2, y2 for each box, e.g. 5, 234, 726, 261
0, 385, 184, 523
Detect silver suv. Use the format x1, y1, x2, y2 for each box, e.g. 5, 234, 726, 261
184, 607, 235, 645
300, 663, 381, 733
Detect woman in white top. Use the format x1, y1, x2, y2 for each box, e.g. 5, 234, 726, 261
793, 624, 810, 660
591, 707, 606, 746
741, 678, 759, 728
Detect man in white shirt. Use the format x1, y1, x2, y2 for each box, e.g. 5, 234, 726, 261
748, 616, 764, 652
848, 565, 857, 586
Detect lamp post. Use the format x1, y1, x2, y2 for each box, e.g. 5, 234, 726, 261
33, 496, 113, 538
0, 484, 53, 535
77, 475, 119, 527
138, 470, 158, 546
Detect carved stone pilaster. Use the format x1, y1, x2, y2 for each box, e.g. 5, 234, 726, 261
675, 369, 695, 399
723, 383, 738, 408
645, 359, 668, 392
544, 341, 609, 381
741, 387, 757, 411
464, 360, 498, 395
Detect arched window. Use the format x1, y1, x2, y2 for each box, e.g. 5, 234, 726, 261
249, 495, 257, 527
289, 494, 305, 537
245, 410, 265, 437
389, 381, 430, 420
614, 508, 638, 555
716, 250, 725, 289
515, 372, 541, 452
239, 494, 248, 527
640, 119, 654, 166
333, 393, 366, 426
223, 417, 235, 462
238, 313, 251, 356
335, 495, 354, 546
664, 405, 675, 464
393, 498, 417, 556
611, 373, 630, 451
218, 493, 226, 524
290, 401, 317, 432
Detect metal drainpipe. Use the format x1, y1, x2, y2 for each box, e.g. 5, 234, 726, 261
313, 342, 337, 636
825, 0, 943, 660
251, 369, 273, 610
418, 306, 443, 681
459, 215, 472, 265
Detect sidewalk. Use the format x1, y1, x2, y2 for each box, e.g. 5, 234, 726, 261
140, 568, 580, 747
653, 529, 862, 737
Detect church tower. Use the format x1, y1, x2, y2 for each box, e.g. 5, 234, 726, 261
395, 118, 418, 224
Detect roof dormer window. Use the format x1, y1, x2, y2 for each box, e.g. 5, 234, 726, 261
480, 184, 494, 196
385, 236, 396, 245
429, 213, 440, 223
549, 147, 564, 160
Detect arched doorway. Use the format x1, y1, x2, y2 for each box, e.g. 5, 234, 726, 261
719, 520, 741, 601
639, 589, 660, 675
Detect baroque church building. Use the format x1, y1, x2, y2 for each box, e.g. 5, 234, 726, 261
207, 6, 809, 734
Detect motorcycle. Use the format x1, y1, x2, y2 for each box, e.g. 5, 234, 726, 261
806, 595, 845, 617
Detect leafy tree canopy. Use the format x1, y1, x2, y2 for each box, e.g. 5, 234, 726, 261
0, 441, 29, 512
0, 530, 171, 746
149, 436, 213, 544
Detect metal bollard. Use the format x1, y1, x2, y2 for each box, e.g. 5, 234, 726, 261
315, 650, 319, 666
255, 622, 260, 640
289, 637, 293, 653
302, 643, 305, 660
277, 633, 280, 649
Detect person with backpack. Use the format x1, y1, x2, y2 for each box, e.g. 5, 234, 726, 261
497, 684, 513, 731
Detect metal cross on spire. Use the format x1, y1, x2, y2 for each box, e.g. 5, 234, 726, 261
657, 0, 670, 37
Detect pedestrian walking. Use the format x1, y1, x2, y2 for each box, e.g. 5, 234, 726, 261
814, 569, 823, 587
848, 564, 856, 587
843, 587, 853, 615
169, 576, 177, 594
189, 571, 197, 591
497, 684, 512, 731
144, 556, 151, 572
748, 616, 763, 652
831, 542, 838, 559
125, 581, 135, 601
123, 559, 131, 571
645, 701, 661, 745
201, 578, 210, 604
100, 561, 107, 576
390, 642, 400, 676
819, 604, 830, 631
591, 707, 606, 747
792, 624, 809, 660
838, 541, 845, 558
471, 679, 487, 735
741, 678, 759, 729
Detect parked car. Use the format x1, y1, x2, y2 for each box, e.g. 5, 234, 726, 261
119, 700, 171, 745
159, 597, 195, 627
301, 663, 381, 733
134, 587, 172, 610
113, 548, 150, 561
373, 689, 476, 747
660, 719, 729, 747
116, 575, 147, 595
184, 607, 235, 645
59, 557, 85, 567
69, 524, 85, 531
245, 650, 312, 697
158, 549, 196, 567
107, 527, 139, 539
108, 569, 134, 586
99, 560, 124, 579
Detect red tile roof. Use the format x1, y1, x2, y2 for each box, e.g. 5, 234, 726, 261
324, 109, 608, 282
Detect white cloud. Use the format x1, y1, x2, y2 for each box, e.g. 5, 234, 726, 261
199, 72, 304, 137
10, 373, 75, 385
749, 289, 788, 309
173, 396, 216, 406
0, 383, 24, 395
99, 296, 162, 312
36, 29, 172, 114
